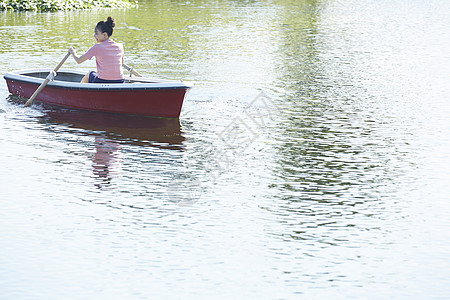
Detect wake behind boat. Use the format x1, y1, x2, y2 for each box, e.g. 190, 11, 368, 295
4, 69, 193, 118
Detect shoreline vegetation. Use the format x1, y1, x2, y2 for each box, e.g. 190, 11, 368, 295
0, 0, 136, 11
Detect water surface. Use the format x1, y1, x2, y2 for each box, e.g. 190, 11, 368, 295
1, 0, 450, 298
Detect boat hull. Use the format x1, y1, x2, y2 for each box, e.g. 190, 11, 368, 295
4, 69, 192, 118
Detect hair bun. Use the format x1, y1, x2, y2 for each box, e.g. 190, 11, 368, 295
106, 16, 115, 28
96, 16, 115, 36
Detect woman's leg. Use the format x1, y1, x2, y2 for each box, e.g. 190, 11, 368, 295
81, 72, 91, 83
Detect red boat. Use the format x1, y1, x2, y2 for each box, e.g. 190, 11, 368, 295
3, 69, 193, 118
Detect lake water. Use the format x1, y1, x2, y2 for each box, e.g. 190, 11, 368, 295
1, 0, 450, 298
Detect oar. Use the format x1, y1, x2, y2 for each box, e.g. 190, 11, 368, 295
123, 63, 143, 77
24, 51, 71, 107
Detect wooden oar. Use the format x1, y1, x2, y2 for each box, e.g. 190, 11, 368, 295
123, 63, 143, 77
24, 52, 71, 107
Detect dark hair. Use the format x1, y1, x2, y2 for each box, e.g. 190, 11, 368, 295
96, 16, 115, 37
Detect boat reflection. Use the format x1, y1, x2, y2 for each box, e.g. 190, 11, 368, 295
42, 106, 186, 150
39, 107, 186, 189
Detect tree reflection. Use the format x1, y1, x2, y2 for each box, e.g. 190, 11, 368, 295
271, 1, 413, 238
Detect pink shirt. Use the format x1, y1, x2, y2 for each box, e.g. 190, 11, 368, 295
85, 39, 124, 80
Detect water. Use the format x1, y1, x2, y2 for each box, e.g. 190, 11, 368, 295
1, 0, 450, 298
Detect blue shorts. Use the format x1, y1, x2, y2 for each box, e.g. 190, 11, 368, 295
88, 71, 125, 84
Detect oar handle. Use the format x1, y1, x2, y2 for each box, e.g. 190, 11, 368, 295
54, 52, 71, 72
24, 52, 71, 107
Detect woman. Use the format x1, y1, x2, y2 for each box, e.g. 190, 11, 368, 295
69, 17, 124, 83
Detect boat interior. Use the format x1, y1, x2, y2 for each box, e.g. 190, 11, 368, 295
23, 71, 176, 84
25, 71, 84, 83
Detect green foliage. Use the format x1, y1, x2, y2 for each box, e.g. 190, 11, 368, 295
0, 0, 137, 11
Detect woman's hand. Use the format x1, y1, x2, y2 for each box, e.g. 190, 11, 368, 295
69, 47, 88, 64
68, 46, 76, 55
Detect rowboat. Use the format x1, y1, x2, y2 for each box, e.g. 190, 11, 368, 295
3, 69, 193, 118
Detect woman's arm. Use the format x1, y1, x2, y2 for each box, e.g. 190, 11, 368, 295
69, 47, 89, 64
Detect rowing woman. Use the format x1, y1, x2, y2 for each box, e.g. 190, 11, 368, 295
69, 16, 125, 84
